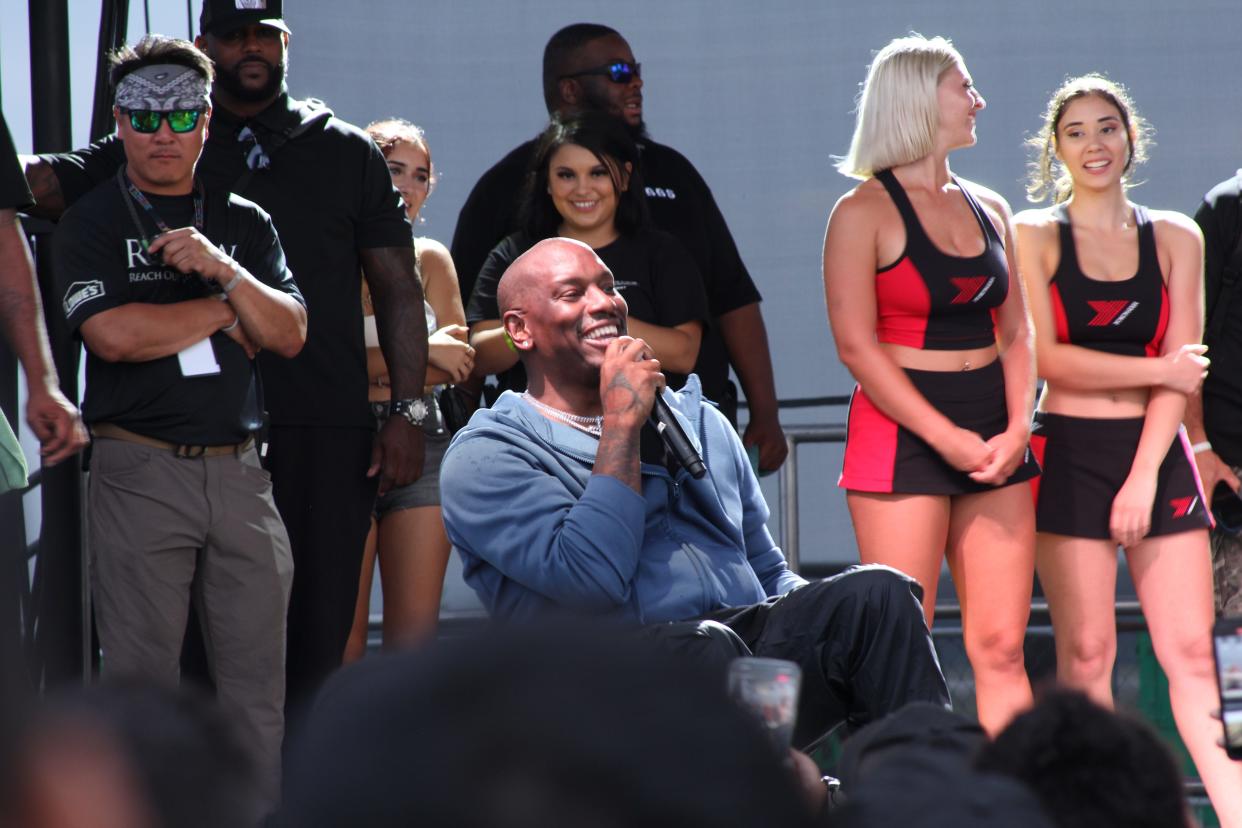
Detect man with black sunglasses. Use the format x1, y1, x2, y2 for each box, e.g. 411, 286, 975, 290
49, 35, 306, 806
24, 0, 429, 726
452, 22, 788, 474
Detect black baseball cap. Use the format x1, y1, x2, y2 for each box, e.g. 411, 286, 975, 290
199, 0, 290, 37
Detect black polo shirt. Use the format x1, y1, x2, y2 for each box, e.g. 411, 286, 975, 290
466, 227, 709, 394
0, 112, 33, 210
451, 134, 761, 406
53, 180, 302, 445
42, 93, 411, 429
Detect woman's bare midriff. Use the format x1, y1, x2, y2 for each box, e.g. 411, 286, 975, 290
1037, 384, 1149, 419
879, 341, 999, 373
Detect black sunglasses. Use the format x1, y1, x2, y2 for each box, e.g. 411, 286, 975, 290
562, 61, 641, 85
124, 109, 204, 134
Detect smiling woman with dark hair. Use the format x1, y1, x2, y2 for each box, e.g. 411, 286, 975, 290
466, 112, 708, 398
1015, 74, 1242, 821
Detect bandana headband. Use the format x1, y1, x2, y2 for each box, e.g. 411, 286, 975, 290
115, 64, 210, 112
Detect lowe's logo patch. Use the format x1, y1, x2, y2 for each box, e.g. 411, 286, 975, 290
63, 280, 105, 316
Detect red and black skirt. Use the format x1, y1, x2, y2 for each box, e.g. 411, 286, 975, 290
840, 359, 1040, 495
1028, 411, 1212, 540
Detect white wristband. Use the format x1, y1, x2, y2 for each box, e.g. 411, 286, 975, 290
221, 315, 239, 333
219, 267, 244, 296
1191, 441, 1213, 455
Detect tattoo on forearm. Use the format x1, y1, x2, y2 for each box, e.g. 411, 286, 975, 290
0, 224, 46, 364
595, 429, 640, 492
23, 161, 66, 217
605, 373, 643, 414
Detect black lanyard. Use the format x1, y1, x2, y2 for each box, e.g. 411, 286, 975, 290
116, 165, 204, 250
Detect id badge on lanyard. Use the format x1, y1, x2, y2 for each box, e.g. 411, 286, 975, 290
117, 166, 220, 376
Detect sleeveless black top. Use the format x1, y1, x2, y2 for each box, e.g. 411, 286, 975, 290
872, 169, 1009, 350
1047, 203, 1169, 357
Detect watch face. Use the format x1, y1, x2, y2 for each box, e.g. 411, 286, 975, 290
394, 397, 428, 426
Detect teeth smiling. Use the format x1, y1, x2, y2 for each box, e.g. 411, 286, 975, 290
573, 201, 597, 210
583, 324, 618, 341
1084, 160, 1109, 169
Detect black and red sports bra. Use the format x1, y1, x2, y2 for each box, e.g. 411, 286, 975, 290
1047, 203, 1168, 357
872, 168, 1009, 350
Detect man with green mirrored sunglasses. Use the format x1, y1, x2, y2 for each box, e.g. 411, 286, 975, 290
24, 0, 430, 747
121, 108, 205, 134
51, 35, 308, 810
111, 55, 214, 194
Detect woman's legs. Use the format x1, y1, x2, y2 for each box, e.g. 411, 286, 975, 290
342, 519, 379, 664
1130, 530, 1242, 827
1036, 534, 1120, 707
376, 505, 452, 649
945, 484, 1035, 733
847, 492, 950, 626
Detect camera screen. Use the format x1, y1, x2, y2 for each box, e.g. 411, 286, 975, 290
1217, 628, 1242, 750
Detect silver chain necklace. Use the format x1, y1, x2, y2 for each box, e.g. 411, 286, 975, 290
521, 392, 603, 438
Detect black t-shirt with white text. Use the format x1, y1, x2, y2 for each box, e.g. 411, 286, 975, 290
451, 136, 760, 405
41, 94, 410, 428
53, 178, 302, 445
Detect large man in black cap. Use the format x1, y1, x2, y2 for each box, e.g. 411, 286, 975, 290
24, 0, 429, 715
451, 22, 788, 473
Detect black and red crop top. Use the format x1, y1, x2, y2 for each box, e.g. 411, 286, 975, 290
1047, 203, 1168, 358
872, 168, 1009, 350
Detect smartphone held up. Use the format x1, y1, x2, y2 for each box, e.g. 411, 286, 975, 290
1213, 616, 1242, 760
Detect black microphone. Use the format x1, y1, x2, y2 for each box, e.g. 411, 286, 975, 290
618, 320, 706, 479
652, 393, 706, 479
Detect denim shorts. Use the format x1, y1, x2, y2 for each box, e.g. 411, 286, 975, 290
373, 430, 450, 516
371, 398, 449, 516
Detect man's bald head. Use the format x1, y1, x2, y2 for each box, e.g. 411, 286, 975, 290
498, 238, 627, 382
497, 237, 599, 315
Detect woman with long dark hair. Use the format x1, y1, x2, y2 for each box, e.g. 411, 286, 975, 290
467, 112, 707, 395
1016, 75, 1241, 819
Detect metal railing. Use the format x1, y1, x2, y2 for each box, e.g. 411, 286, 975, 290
777, 423, 846, 573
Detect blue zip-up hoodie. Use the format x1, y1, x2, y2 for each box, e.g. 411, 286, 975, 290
440, 376, 806, 623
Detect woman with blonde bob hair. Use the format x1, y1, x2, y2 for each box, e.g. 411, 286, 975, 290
837, 35, 962, 179
1016, 75, 1242, 820
823, 35, 1039, 733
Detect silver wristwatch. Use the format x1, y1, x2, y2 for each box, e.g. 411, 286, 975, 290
388, 396, 430, 427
